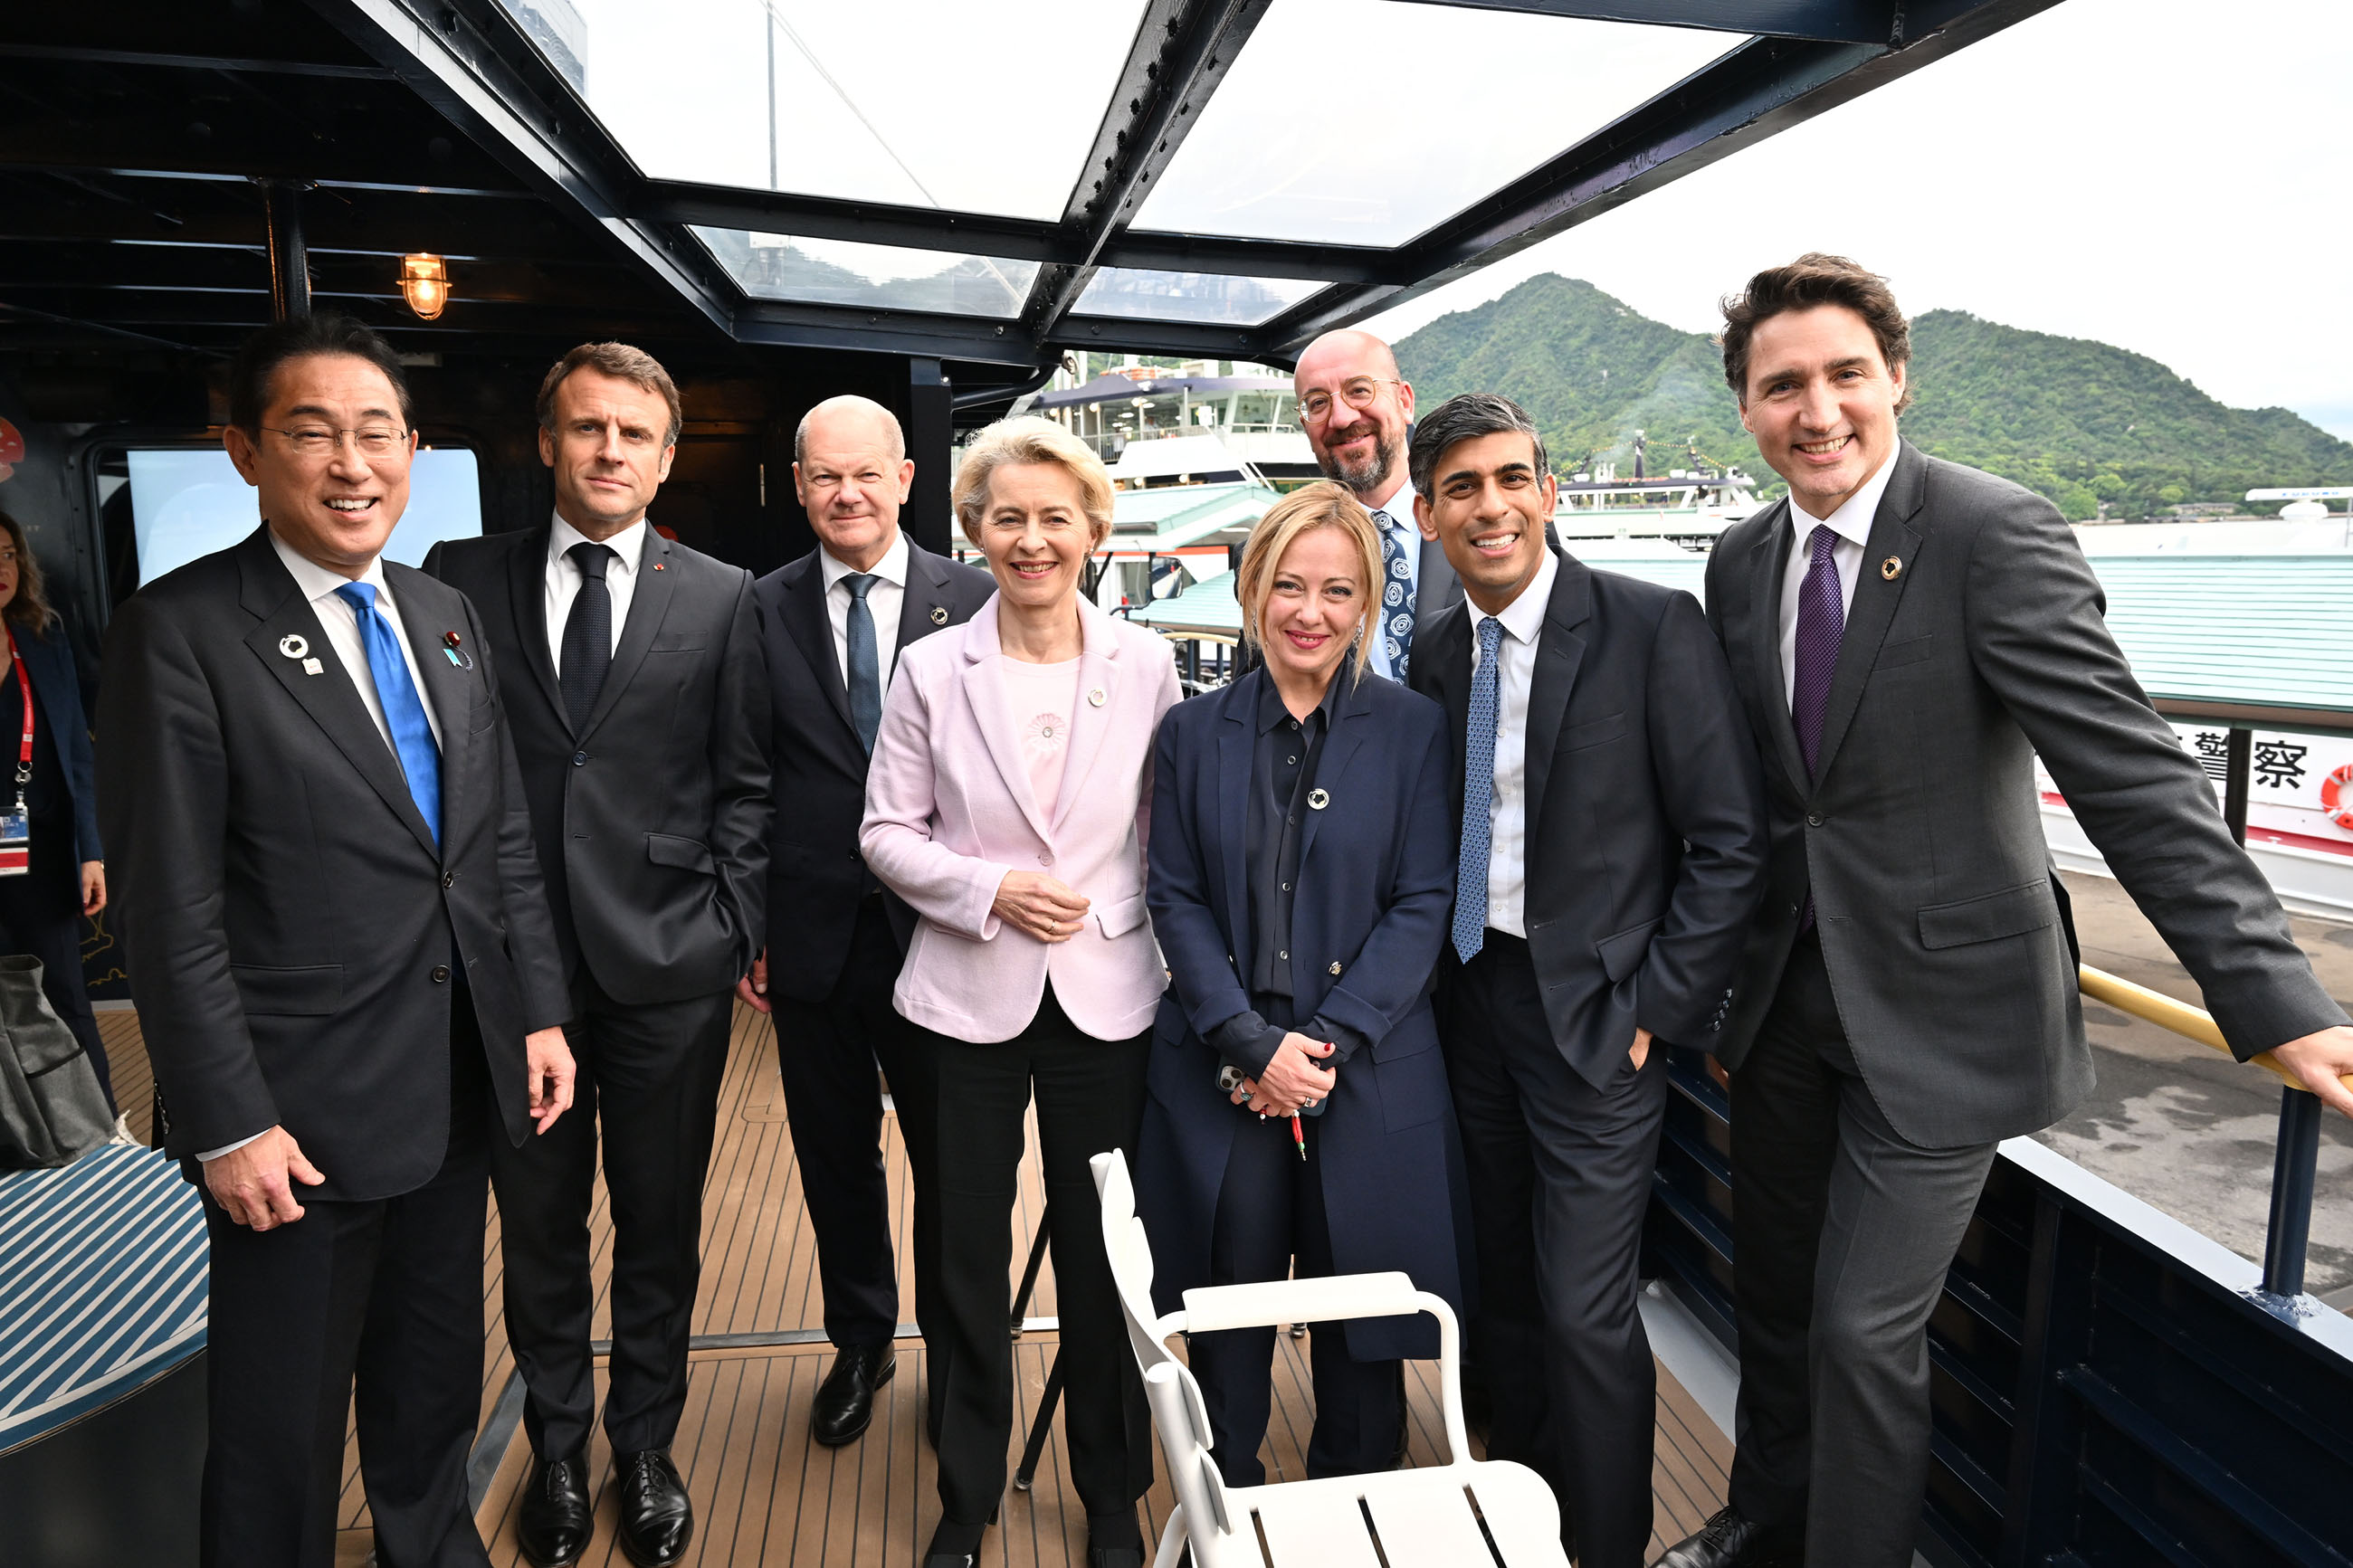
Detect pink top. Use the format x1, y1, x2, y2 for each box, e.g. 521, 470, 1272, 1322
1000, 656, 1080, 817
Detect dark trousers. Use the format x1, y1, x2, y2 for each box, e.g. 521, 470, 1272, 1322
199, 1003, 491, 1568
0, 830, 113, 1111
1444, 932, 1665, 1568
770, 893, 938, 1359
926, 987, 1153, 1526
1727, 929, 1998, 1568
1190, 1101, 1399, 1487
492, 974, 732, 1459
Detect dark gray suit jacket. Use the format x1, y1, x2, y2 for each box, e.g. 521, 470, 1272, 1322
1704, 442, 2348, 1147
751, 538, 994, 1003
424, 525, 770, 1007
95, 525, 570, 1200
1413, 548, 1769, 1090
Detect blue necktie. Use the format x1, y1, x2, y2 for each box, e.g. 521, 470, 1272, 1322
1453, 615, 1505, 963
334, 583, 441, 846
844, 573, 881, 754
1375, 510, 1416, 681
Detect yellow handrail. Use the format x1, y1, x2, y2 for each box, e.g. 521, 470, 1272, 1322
2077, 965, 2310, 1092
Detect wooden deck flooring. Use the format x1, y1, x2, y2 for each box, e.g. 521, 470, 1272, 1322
98, 1004, 1729, 1565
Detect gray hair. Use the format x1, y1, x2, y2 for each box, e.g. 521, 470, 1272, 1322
1407, 392, 1549, 498
795, 394, 906, 465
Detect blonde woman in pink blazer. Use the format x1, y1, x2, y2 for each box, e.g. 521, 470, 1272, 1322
860, 415, 1179, 1568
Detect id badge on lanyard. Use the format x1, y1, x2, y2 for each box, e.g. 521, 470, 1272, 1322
0, 633, 32, 877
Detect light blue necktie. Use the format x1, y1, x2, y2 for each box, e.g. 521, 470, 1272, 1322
844, 573, 881, 754
1453, 615, 1505, 963
1375, 510, 1415, 681
334, 583, 441, 846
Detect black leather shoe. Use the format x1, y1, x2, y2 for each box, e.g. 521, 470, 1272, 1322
614, 1448, 693, 1567
515, 1451, 591, 1568
1652, 1506, 1800, 1568
1087, 1548, 1144, 1568
811, 1342, 896, 1447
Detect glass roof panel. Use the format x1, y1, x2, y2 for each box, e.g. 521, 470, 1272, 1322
1131, 0, 1746, 247
1073, 269, 1325, 328
507, 0, 1148, 219
691, 230, 1041, 318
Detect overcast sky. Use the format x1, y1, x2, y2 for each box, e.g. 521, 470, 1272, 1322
561, 0, 2350, 442
1358, 0, 2353, 442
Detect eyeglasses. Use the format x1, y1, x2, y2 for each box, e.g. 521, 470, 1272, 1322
1297, 377, 1403, 423
259, 425, 413, 459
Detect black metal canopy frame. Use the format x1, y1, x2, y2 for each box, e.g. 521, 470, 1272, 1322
2, 0, 2061, 402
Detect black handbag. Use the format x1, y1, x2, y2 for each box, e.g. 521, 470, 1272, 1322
0, 952, 113, 1168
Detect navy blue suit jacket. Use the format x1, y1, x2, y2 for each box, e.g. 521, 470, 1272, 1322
1137, 667, 1467, 1360
11, 619, 102, 865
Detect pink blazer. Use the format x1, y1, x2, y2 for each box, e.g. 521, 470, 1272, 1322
861, 594, 1181, 1044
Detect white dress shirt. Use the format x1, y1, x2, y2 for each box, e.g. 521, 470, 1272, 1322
1364, 475, 1420, 682
819, 528, 910, 689
545, 513, 648, 670
1466, 547, 1559, 938
214, 531, 446, 1162
1777, 451, 1900, 707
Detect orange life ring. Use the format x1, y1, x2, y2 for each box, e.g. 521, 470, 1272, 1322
2324, 764, 2353, 831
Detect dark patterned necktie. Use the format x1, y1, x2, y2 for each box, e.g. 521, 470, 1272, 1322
559, 540, 614, 733
1792, 524, 1843, 779
843, 573, 881, 754
1375, 510, 1415, 681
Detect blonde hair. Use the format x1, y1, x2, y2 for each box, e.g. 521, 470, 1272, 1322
952, 415, 1115, 547
1235, 481, 1384, 679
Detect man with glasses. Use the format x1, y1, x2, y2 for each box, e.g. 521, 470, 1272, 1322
1292, 329, 1460, 681
97, 312, 576, 1568
425, 343, 769, 1568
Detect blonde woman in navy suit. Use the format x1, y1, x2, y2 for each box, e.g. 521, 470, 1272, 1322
1135, 481, 1465, 1486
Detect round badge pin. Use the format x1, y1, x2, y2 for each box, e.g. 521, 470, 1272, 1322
1087, 688, 1107, 708
1881, 556, 1903, 581
930, 604, 949, 625
279, 634, 310, 660
1307, 788, 1329, 811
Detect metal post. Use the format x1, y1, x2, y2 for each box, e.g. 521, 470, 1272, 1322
2262, 1086, 2321, 1297
904, 357, 953, 555
255, 179, 313, 322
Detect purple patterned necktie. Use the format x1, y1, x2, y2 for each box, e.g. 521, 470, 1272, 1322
1792, 523, 1843, 780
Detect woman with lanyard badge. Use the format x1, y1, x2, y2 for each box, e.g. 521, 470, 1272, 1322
1135, 480, 1468, 1486
0, 508, 116, 1123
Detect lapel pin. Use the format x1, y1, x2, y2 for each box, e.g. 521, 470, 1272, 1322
1307, 788, 1330, 811
651, 561, 664, 571
442, 630, 474, 670
301, 657, 323, 675
931, 604, 949, 626
1881, 556, 1903, 581
1329, 961, 1344, 976
279, 633, 309, 660
1087, 687, 1107, 708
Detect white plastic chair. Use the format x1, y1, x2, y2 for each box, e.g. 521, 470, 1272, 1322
1091, 1149, 1571, 1568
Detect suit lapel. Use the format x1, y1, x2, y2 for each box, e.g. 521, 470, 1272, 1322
896, 542, 954, 668
783, 554, 857, 736
1522, 552, 1590, 836
236, 531, 438, 859
1419, 603, 1472, 824
1216, 676, 1255, 965
581, 529, 674, 738
958, 610, 1054, 844
1745, 502, 1809, 794
1811, 445, 1928, 786
1049, 602, 1119, 830
392, 566, 473, 851
505, 527, 565, 727
1297, 673, 1371, 869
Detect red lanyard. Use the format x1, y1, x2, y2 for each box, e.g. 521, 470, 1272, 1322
7, 632, 31, 808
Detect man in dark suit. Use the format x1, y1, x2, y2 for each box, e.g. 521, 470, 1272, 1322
96, 313, 576, 1568
1293, 329, 1461, 681
1658, 254, 2353, 1568
1406, 394, 1768, 1568
735, 394, 992, 1447
424, 343, 768, 1568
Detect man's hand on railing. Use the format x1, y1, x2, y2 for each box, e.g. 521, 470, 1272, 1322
2271, 1024, 2353, 1119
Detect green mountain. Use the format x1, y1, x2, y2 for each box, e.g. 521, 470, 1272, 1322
1392, 274, 2353, 520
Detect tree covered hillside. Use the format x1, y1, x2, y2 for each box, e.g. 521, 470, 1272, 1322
1392, 275, 2353, 519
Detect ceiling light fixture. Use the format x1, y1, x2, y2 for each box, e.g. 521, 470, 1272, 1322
398, 253, 449, 320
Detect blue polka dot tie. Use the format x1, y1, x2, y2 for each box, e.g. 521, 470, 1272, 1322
1453, 615, 1505, 964
1375, 510, 1416, 681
